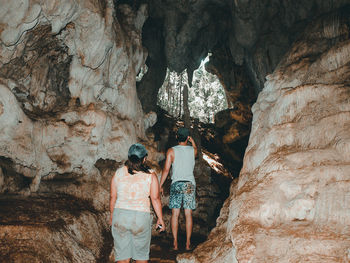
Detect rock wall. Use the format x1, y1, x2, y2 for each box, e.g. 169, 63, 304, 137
0, 2, 230, 261
0, 1, 153, 261
0, 0, 151, 202
0, 194, 110, 263
178, 7, 350, 263
137, 1, 350, 183
138, 0, 350, 110
2, 1, 350, 262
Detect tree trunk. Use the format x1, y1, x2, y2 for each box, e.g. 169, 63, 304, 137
173, 72, 177, 116
166, 71, 171, 113
179, 73, 183, 117
183, 84, 191, 129
192, 118, 202, 160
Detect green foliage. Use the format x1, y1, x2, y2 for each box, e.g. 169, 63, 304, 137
157, 56, 227, 123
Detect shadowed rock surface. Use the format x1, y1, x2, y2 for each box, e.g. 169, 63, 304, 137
0, 194, 111, 263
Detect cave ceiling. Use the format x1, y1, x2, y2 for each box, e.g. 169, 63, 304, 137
127, 0, 350, 112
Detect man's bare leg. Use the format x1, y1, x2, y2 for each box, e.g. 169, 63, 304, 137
117, 259, 130, 263
171, 208, 180, 250
184, 209, 193, 250
135, 260, 148, 263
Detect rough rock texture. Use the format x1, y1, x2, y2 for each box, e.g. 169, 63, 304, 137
0, 0, 150, 261
0, 1, 231, 261
137, 0, 350, 111
0, 194, 111, 263
2, 0, 350, 262
0, 0, 148, 198
202, 45, 256, 176
137, 1, 350, 182
136, 17, 167, 113
178, 7, 350, 262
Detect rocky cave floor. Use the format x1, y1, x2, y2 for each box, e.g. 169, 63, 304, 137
0, 193, 206, 263
150, 234, 206, 263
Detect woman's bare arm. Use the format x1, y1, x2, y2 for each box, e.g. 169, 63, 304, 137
109, 172, 117, 226
150, 173, 165, 230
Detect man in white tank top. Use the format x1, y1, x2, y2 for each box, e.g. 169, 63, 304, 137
160, 127, 197, 251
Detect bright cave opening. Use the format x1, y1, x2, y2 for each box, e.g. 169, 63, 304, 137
157, 54, 228, 123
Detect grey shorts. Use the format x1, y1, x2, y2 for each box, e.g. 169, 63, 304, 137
111, 208, 152, 261
169, 181, 196, 210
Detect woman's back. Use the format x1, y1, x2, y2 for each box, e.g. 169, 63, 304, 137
114, 166, 152, 213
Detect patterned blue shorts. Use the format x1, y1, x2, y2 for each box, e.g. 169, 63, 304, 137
169, 181, 196, 210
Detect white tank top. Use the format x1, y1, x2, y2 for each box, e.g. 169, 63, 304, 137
171, 145, 195, 185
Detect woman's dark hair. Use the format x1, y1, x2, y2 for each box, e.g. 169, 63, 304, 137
125, 154, 150, 174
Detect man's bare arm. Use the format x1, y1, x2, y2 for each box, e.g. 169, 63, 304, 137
188, 136, 198, 157
159, 148, 174, 192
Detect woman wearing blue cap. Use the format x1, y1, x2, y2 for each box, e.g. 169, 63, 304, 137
109, 143, 165, 263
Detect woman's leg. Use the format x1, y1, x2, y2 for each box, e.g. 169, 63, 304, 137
112, 209, 133, 262
133, 211, 152, 261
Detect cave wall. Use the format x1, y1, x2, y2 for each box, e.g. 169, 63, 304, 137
0, 1, 156, 261
137, 0, 350, 113
136, 17, 167, 113
0, 0, 155, 203
1, 0, 350, 262
0, 1, 229, 261
178, 6, 350, 262
136, 1, 350, 182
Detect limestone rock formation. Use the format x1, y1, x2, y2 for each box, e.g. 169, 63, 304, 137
0, 0, 152, 261
2, 0, 350, 262
0, 194, 111, 263
178, 7, 350, 262
0, 1, 232, 261
137, 0, 350, 113
0, 0, 148, 197
137, 1, 350, 182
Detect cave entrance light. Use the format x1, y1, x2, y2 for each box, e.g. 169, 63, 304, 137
157, 54, 228, 123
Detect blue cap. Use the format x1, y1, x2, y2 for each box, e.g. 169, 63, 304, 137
128, 143, 148, 159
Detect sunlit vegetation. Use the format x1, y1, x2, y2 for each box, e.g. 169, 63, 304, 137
157, 55, 228, 123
